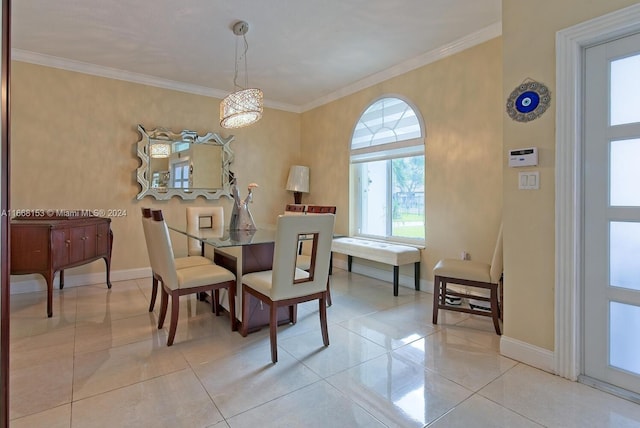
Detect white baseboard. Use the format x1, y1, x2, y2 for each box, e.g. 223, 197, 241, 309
9, 267, 152, 294
500, 335, 555, 374
332, 258, 431, 293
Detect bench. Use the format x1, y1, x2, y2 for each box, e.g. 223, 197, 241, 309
331, 237, 421, 296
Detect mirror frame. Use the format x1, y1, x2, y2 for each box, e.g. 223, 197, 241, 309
136, 124, 235, 200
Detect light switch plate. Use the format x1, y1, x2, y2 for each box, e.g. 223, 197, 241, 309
518, 171, 539, 190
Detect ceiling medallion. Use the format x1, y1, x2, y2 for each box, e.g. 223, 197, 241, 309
506, 80, 551, 122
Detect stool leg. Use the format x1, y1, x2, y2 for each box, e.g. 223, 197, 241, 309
347, 255, 353, 272
414, 262, 420, 290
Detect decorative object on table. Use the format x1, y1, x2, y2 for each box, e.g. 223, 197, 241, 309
220, 20, 264, 129
228, 229, 257, 245
285, 165, 310, 204
229, 181, 259, 230
506, 79, 551, 122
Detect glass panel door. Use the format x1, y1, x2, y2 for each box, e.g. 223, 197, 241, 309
583, 31, 640, 395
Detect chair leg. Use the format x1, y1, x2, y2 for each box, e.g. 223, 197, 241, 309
149, 276, 158, 312
240, 287, 250, 337
229, 283, 237, 331
167, 292, 180, 346
319, 294, 329, 347
270, 303, 278, 363
432, 276, 440, 325
289, 304, 297, 324
414, 262, 420, 291
326, 277, 332, 307
213, 289, 220, 315
490, 286, 502, 335
158, 287, 169, 329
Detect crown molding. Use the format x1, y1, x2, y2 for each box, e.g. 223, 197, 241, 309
12, 22, 501, 115
300, 21, 502, 112
11, 48, 302, 113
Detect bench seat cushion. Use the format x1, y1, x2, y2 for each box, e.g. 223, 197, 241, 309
332, 237, 420, 266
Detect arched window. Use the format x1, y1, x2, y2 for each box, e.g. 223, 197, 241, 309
351, 97, 425, 242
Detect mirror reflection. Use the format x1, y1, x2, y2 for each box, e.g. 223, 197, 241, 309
136, 125, 234, 200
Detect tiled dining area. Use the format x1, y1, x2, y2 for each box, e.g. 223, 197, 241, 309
8, 268, 640, 427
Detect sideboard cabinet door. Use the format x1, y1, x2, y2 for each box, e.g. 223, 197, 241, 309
51, 228, 70, 269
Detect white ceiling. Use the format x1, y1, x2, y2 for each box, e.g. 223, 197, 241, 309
11, 0, 501, 112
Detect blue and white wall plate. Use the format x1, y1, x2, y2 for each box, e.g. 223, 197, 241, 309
506, 80, 551, 122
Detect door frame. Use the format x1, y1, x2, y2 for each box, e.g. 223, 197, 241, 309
555, 3, 640, 380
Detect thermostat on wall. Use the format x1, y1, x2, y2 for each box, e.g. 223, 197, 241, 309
508, 147, 538, 167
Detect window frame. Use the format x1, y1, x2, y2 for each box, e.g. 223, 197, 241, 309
350, 95, 426, 245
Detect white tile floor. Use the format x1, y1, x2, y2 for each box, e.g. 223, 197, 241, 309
8, 269, 640, 427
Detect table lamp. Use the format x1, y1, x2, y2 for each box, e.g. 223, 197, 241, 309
285, 165, 309, 204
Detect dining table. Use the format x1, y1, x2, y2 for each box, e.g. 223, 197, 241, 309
168, 225, 296, 333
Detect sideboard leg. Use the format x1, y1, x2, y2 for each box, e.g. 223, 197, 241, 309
46, 274, 54, 318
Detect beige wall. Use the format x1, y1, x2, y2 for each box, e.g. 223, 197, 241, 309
10, 62, 300, 283
301, 38, 504, 281
502, 0, 639, 350
8, 0, 639, 365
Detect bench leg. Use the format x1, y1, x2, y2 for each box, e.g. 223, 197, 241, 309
347, 255, 353, 272
393, 266, 399, 296
329, 252, 333, 275
414, 262, 420, 291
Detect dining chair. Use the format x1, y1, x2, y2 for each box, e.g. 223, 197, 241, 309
240, 213, 335, 363
432, 224, 503, 334
141, 208, 213, 312
186, 206, 224, 256
297, 205, 337, 306
145, 209, 237, 345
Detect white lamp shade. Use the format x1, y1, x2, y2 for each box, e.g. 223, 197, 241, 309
286, 165, 310, 193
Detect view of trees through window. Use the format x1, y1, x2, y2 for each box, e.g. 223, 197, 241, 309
392, 156, 425, 238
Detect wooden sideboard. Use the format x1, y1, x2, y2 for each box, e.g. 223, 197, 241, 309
10, 215, 113, 317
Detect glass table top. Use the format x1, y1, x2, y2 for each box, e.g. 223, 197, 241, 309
168, 225, 277, 248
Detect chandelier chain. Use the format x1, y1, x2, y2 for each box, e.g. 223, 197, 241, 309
233, 34, 250, 91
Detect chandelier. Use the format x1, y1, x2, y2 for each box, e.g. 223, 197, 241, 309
220, 21, 264, 129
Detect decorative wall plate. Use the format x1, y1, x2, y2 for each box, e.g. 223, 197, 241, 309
506, 80, 551, 122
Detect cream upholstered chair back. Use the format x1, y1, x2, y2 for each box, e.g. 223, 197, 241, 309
489, 224, 503, 284
186, 206, 224, 256
140, 207, 156, 263
147, 210, 180, 289
270, 213, 335, 301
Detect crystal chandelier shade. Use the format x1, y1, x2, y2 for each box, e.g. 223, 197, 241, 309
220, 88, 263, 129
149, 142, 171, 158
220, 21, 263, 129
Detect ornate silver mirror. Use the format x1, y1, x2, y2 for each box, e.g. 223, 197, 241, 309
136, 124, 234, 200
